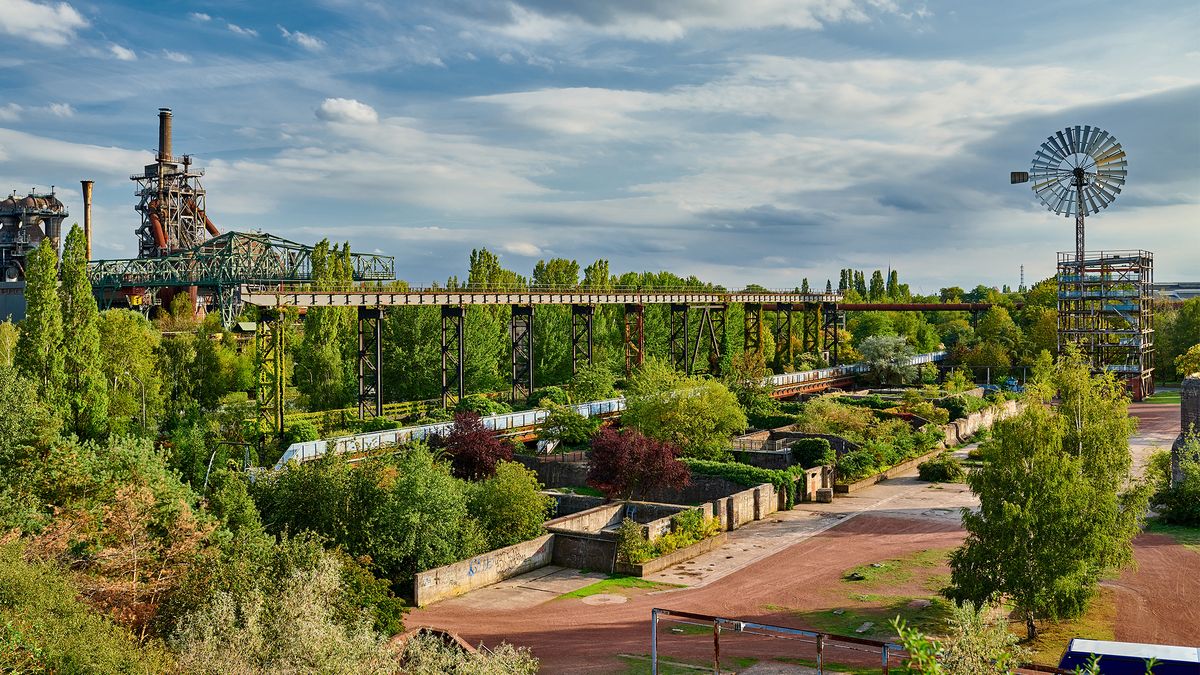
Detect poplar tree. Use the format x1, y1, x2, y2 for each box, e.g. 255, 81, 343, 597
14, 238, 65, 411
59, 224, 108, 438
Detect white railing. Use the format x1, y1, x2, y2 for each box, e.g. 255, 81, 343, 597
272, 352, 946, 470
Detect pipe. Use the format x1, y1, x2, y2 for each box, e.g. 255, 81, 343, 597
157, 108, 172, 161
80, 180, 93, 261
147, 199, 168, 249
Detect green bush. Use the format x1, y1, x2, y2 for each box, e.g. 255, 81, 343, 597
836, 449, 879, 482
917, 453, 967, 482
359, 416, 398, 433
615, 512, 719, 565
682, 458, 805, 508
747, 412, 796, 430
832, 394, 895, 410
615, 518, 652, 564
0, 544, 174, 673
540, 403, 600, 447
569, 363, 617, 402
467, 461, 554, 550
528, 386, 569, 407
791, 438, 835, 468
284, 419, 319, 445
1153, 440, 1200, 525
455, 394, 512, 417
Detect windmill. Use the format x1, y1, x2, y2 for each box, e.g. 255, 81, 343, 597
1010, 125, 1128, 275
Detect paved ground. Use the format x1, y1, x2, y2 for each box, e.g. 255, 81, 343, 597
406, 403, 1198, 671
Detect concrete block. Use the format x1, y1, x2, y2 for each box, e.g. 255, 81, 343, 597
816, 488, 834, 503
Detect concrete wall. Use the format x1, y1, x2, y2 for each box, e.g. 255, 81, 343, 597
1172, 376, 1200, 484
734, 449, 792, 470
550, 532, 617, 572
768, 431, 859, 457
941, 400, 1021, 447
414, 534, 554, 606
545, 503, 624, 534
545, 492, 606, 518
514, 455, 590, 488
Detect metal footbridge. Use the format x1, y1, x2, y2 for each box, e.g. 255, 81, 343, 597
271, 351, 946, 470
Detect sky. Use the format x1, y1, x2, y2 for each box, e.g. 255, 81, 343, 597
1, 0, 1197, 293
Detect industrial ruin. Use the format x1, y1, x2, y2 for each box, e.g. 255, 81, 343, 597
0, 189, 68, 317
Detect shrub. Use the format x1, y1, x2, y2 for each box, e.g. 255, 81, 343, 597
359, 416, 398, 433
443, 411, 512, 480
587, 428, 689, 500
836, 449, 879, 482
795, 397, 874, 442
284, 419, 319, 445
467, 461, 554, 550
791, 438, 835, 468
681, 459, 805, 508
454, 394, 511, 417
918, 453, 967, 482
400, 631, 539, 674
1153, 440, 1200, 525
747, 412, 797, 430
569, 362, 617, 402
540, 403, 600, 447
615, 518, 653, 564
615, 512, 718, 565
528, 386, 569, 407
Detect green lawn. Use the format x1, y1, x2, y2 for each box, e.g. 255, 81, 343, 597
1145, 517, 1200, 553
559, 575, 681, 600
1143, 391, 1182, 404
1017, 588, 1116, 665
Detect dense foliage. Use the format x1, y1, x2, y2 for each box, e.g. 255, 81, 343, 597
622, 359, 747, 460
587, 427, 690, 500
917, 452, 966, 482
790, 438, 835, 468
615, 509, 720, 565
1150, 440, 1200, 526
441, 411, 513, 479
946, 350, 1152, 639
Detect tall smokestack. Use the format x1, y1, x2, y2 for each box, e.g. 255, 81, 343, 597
157, 108, 173, 161
80, 180, 94, 260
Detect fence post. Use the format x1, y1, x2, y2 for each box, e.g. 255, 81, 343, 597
713, 621, 720, 674
651, 609, 659, 675
816, 633, 823, 674
882, 643, 889, 674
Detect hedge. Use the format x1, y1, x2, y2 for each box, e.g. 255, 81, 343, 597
917, 453, 966, 482
681, 458, 806, 508
791, 438, 835, 469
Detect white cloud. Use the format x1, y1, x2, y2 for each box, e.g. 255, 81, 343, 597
0, 0, 88, 46
47, 102, 73, 117
108, 43, 136, 61
502, 241, 542, 256
315, 98, 379, 124
162, 49, 191, 63
226, 22, 258, 37
0, 103, 22, 122
188, 11, 211, 22
279, 25, 325, 51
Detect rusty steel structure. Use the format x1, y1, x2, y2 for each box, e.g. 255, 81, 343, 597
0, 189, 67, 281
132, 108, 220, 257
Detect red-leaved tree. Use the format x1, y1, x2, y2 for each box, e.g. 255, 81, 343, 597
443, 411, 512, 480
587, 427, 689, 500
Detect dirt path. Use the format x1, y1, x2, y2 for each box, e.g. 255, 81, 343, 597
1109, 532, 1200, 644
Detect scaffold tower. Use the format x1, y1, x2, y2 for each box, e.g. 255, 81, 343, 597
1057, 250, 1154, 399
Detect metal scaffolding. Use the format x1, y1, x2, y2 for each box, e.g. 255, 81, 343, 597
357, 307, 382, 419
511, 305, 534, 402
1057, 250, 1154, 399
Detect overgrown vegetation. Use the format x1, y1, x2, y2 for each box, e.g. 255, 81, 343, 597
917, 452, 967, 482
615, 510, 720, 565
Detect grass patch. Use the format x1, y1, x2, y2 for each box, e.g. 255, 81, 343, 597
1017, 587, 1116, 664
841, 548, 949, 586
789, 597, 954, 640
1144, 517, 1200, 553
618, 653, 755, 674
1143, 391, 1181, 404
559, 575, 681, 600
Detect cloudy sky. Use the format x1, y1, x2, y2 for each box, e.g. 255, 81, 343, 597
1, 0, 1197, 291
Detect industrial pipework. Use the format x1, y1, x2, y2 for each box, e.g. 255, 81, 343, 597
80, 180, 93, 260
132, 108, 218, 257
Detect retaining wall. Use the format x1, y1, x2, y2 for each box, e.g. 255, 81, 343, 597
514, 455, 590, 488
614, 533, 729, 576
1172, 376, 1200, 483
545, 503, 624, 534
545, 492, 607, 517
413, 534, 554, 606
550, 532, 617, 572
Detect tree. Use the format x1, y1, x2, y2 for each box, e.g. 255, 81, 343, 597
722, 348, 777, 419
587, 427, 689, 500
1176, 343, 1200, 377
0, 318, 17, 366
58, 224, 109, 438
622, 359, 747, 460
442, 411, 512, 479
947, 350, 1151, 639
858, 335, 916, 385
540, 403, 600, 447
14, 238, 64, 411
569, 361, 616, 402
294, 240, 355, 410
868, 270, 885, 301
98, 310, 164, 435
467, 461, 554, 549
976, 306, 1022, 349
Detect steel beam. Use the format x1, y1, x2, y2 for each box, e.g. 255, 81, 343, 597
802, 302, 820, 354
357, 307, 383, 419
822, 302, 841, 366
624, 303, 644, 376
441, 305, 464, 408
239, 288, 843, 309
774, 303, 794, 371
744, 303, 763, 356
669, 303, 690, 373
692, 304, 725, 375
571, 304, 595, 374
255, 310, 285, 444
511, 305, 534, 402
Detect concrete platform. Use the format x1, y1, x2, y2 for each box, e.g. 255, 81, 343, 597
433, 565, 607, 611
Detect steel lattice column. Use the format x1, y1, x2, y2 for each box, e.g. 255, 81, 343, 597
441, 305, 465, 408
802, 302, 820, 354
511, 305, 534, 402
357, 307, 383, 419
821, 302, 841, 366
571, 304, 595, 374
744, 303, 763, 355
255, 309, 285, 443
669, 303, 690, 373
692, 304, 726, 375
774, 303, 794, 371
624, 303, 644, 376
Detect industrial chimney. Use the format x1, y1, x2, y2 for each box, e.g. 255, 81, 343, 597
80, 180, 94, 260
157, 108, 172, 161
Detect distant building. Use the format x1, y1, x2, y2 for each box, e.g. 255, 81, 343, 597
0, 190, 67, 321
